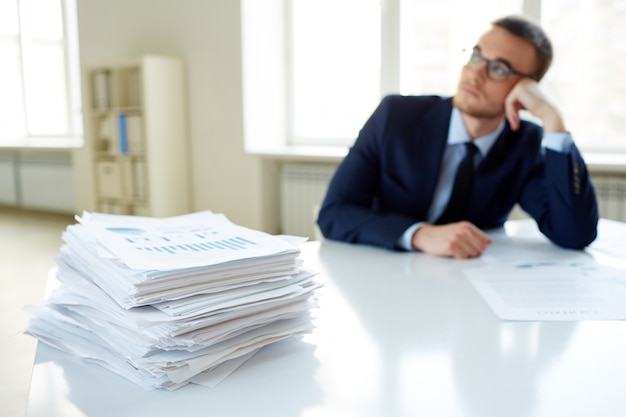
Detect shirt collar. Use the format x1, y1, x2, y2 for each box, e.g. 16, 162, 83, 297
448, 107, 504, 156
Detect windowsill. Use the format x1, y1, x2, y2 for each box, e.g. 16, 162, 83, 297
249, 145, 349, 163
584, 152, 626, 174
249, 145, 626, 173
0, 137, 84, 152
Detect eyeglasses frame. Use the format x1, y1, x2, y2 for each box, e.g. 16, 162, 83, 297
465, 47, 538, 82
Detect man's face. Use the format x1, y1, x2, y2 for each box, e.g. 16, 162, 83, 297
453, 25, 538, 120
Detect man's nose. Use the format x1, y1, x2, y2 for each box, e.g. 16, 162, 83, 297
465, 61, 488, 83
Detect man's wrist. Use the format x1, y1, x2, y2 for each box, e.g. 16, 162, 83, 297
399, 222, 424, 251
539, 106, 566, 133
543, 132, 574, 153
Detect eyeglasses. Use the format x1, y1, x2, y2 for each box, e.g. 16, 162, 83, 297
464, 47, 537, 82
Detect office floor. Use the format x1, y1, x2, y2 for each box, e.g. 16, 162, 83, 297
0, 207, 74, 417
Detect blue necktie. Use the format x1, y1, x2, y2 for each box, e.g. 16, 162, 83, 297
436, 142, 478, 224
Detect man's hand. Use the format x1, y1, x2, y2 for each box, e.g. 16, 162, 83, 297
504, 78, 566, 133
412, 221, 492, 259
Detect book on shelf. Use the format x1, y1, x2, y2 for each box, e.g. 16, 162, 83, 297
118, 114, 128, 155
126, 69, 142, 107
132, 160, 147, 199
126, 114, 144, 154
97, 201, 127, 215
96, 161, 124, 199
117, 113, 144, 155
96, 116, 115, 154
132, 204, 150, 216
92, 70, 111, 110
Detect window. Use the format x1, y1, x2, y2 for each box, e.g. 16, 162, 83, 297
284, 0, 626, 152
289, 0, 381, 144
0, 0, 82, 147
541, 0, 626, 151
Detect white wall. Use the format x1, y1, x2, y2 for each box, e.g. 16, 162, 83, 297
74, 0, 280, 232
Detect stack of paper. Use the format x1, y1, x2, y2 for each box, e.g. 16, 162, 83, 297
25, 210, 319, 390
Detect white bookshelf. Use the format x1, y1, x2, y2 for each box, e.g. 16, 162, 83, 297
85, 55, 189, 217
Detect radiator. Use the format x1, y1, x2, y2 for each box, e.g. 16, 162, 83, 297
0, 152, 75, 213
279, 165, 626, 239
592, 174, 626, 222
280, 163, 336, 238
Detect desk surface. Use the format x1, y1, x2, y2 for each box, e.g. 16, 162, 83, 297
25, 219, 626, 417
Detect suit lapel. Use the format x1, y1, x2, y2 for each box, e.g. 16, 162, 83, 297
412, 98, 453, 195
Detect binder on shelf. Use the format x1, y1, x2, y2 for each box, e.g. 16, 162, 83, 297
117, 113, 143, 155
132, 204, 150, 216
95, 116, 115, 154
121, 158, 134, 199
96, 161, 124, 199
126, 69, 142, 107
132, 160, 148, 199
126, 114, 144, 154
92, 70, 111, 110
97, 200, 128, 215
118, 113, 128, 155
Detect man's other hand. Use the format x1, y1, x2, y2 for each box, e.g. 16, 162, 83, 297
412, 221, 492, 259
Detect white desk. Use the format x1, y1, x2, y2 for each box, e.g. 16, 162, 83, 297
25, 219, 626, 417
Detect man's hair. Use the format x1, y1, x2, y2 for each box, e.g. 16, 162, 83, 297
492, 15, 553, 81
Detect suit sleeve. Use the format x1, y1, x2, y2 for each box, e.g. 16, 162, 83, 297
519, 142, 599, 249
316, 96, 419, 250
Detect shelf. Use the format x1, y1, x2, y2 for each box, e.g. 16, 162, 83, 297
84, 55, 189, 217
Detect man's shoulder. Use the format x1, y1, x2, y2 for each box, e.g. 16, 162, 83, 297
379, 94, 451, 119
382, 94, 448, 108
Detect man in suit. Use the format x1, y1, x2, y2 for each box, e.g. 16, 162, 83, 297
317, 15, 598, 259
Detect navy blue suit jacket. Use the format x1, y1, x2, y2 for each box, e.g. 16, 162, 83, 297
317, 95, 598, 250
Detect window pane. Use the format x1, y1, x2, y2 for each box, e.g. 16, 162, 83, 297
20, 0, 69, 136
20, 0, 63, 40
0, 39, 26, 140
542, 0, 626, 151
291, 0, 381, 143
399, 0, 523, 95
23, 40, 69, 135
0, 0, 18, 35
0, 0, 25, 141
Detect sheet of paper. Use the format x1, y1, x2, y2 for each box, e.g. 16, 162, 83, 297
79, 210, 301, 270
588, 218, 626, 261
465, 261, 626, 321
189, 349, 259, 388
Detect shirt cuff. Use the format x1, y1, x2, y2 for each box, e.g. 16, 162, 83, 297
399, 222, 424, 251
543, 132, 574, 153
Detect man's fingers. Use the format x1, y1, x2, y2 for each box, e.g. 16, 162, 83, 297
412, 222, 492, 259
505, 88, 525, 131
451, 223, 492, 258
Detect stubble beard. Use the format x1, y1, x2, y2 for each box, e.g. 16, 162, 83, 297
453, 95, 505, 122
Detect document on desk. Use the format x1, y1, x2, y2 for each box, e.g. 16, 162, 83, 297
465, 261, 626, 321
588, 218, 626, 260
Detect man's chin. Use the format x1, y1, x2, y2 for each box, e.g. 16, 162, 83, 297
452, 95, 479, 112
453, 98, 504, 120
